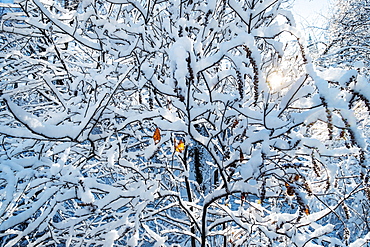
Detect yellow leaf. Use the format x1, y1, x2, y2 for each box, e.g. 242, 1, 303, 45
256, 200, 262, 204
153, 128, 161, 144
175, 139, 185, 153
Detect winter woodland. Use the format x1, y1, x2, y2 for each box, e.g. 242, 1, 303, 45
0, 0, 369, 246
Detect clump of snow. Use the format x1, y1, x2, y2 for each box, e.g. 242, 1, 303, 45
240, 150, 262, 180
104, 230, 119, 247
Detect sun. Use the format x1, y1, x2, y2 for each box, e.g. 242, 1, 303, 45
266, 71, 285, 91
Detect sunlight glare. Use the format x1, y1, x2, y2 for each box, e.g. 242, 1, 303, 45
267, 71, 285, 91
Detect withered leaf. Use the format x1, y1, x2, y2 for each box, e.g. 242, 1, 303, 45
153, 128, 161, 144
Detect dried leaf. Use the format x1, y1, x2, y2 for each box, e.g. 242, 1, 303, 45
287, 187, 295, 196
241, 192, 246, 201
232, 119, 239, 128
304, 182, 313, 195
304, 207, 310, 215
285, 182, 295, 196
153, 128, 161, 144
175, 139, 185, 153
239, 150, 244, 162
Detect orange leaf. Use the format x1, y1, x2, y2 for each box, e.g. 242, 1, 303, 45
153, 128, 161, 144
304, 207, 310, 215
175, 139, 185, 153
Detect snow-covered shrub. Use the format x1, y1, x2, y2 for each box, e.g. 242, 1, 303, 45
0, 0, 369, 246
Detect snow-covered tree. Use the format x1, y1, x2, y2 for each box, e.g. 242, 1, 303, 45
314, 0, 370, 244
320, 0, 370, 70
0, 0, 369, 246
